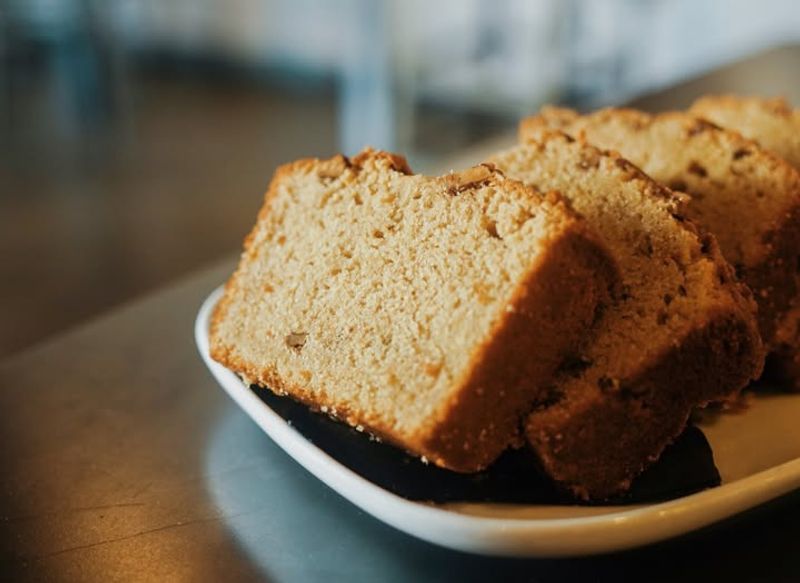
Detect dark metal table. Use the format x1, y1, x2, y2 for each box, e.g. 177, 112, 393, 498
3, 46, 800, 582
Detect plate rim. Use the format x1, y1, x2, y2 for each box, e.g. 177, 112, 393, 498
195, 285, 800, 557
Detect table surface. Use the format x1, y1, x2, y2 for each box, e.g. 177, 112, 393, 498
3, 45, 800, 583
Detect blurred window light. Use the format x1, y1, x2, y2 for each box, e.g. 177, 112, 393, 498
3, 0, 800, 155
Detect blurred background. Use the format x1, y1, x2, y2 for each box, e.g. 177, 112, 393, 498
2, 0, 800, 357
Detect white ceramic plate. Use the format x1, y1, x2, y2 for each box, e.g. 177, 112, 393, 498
196, 286, 800, 557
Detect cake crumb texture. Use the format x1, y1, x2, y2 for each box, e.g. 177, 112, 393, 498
210, 148, 618, 472
490, 132, 763, 498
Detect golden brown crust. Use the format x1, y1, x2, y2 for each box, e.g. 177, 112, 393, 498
689, 95, 800, 169
521, 105, 800, 380
496, 128, 763, 498
214, 216, 618, 472
417, 223, 619, 471
522, 128, 685, 206
744, 202, 800, 343
688, 95, 800, 388
525, 232, 762, 500
350, 148, 413, 175
519, 105, 582, 139
210, 148, 620, 472
527, 304, 763, 500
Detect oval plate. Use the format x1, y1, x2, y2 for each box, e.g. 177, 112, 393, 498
195, 286, 800, 557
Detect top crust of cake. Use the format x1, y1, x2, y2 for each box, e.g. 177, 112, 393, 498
210, 148, 618, 472
690, 95, 800, 169
521, 106, 800, 349
493, 130, 762, 394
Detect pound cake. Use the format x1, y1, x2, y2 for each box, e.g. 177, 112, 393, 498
210, 149, 618, 472
522, 106, 800, 385
689, 95, 800, 389
690, 95, 800, 169
489, 132, 763, 499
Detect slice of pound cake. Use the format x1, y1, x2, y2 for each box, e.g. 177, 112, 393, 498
210, 149, 619, 472
689, 95, 800, 389
522, 106, 800, 387
690, 95, 800, 169
489, 132, 764, 499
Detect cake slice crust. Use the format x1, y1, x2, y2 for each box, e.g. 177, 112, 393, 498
690, 95, 800, 169
522, 106, 800, 369
489, 132, 763, 498
689, 95, 800, 389
211, 149, 618, 472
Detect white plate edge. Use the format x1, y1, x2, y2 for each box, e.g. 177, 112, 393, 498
195, 285, 800, 557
